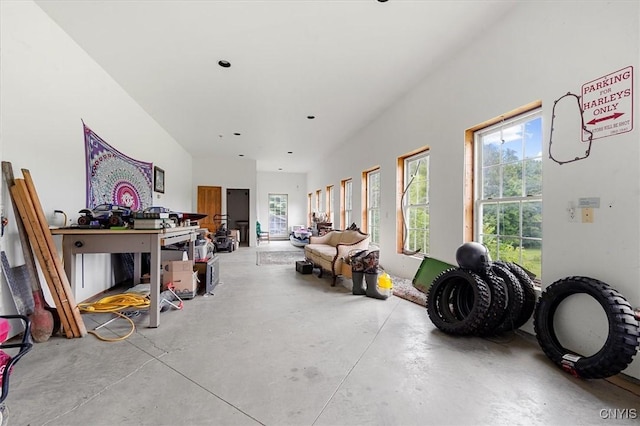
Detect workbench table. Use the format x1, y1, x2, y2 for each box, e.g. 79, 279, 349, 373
51, 226, 198, 328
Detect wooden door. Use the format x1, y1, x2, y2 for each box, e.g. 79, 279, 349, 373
197, 186, 222, 232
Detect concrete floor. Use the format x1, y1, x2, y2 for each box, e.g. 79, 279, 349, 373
7, 241, 640, 425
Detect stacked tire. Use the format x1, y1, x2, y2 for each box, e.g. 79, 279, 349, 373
426, 261, 536, 336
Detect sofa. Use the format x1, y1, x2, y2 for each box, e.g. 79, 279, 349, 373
304, 229, 370, 286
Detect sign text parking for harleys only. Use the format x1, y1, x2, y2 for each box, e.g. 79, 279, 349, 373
582, 66, 633, 141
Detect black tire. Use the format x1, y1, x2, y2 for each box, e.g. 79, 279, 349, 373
495, 261, 536, 329
108, 215, 123, 227
490, 263, 525, 334
534, 276, 640, 379
472, 270, 507, 336
426, 268, 491, 336
452, 270, 508, 335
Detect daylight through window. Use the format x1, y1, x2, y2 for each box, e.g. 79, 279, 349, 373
342, 179, 352, 229
475, 109, 543, 277
366, 169, 380, 244
268, 193, 288, 238
403, 150, 430, 254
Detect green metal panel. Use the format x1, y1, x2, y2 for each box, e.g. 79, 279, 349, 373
412, 256, 455, 293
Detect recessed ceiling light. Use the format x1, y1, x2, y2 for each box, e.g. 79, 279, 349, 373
218, 60, 231, 68
234, 132, 241, 136
307, 115, 315, 120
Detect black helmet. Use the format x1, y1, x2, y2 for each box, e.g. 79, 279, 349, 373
456, 242, 491, 271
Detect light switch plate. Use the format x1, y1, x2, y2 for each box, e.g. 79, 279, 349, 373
582, 207, 594, 223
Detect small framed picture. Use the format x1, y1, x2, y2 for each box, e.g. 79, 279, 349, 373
154, 166, 165, 193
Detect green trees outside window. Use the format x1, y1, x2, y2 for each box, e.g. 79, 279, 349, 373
404, 152, 430, 255
476, 112, 543, 277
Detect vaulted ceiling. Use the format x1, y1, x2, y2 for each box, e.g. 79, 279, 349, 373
35, 0, 516, 173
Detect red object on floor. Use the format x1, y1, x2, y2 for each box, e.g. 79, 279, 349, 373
0, 318, 8, 342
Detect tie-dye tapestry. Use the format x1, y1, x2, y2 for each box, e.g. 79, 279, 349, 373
84, 123, 153, 210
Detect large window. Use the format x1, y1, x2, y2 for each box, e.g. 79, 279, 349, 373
402, 150, 430, 254
315, 189, 322, 213
365, 168, 380, 244
268, 193, 288, 238
475, 109, 543, 277
341, 179, 353, 229
326, 185, 334, 225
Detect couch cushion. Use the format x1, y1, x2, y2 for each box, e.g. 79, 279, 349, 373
305, 244, 337, 263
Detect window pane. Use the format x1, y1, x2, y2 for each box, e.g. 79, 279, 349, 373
501, 162, 523, 197
498, 236, 521, 264
522, 201, 542, 238
268, 194, 288, 237
481, 203, 498, 235
501, 123, 524, 162
521, 238, 542, 278
407, 208, 429, 254
370, 174, 380, 208
369, 209, 380, 243
410, 180, 427, 204
498, 202, 520, 237
483, 165, 500, 199
482, 234, 498, 261
483, 132, 502, 166
524, 117, 543, 159
525, 159, 542, 196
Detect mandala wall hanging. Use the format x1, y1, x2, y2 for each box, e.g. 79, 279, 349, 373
83, 123, 153, 210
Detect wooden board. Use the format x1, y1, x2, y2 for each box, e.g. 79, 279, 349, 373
20, 171, 86, 337
11, 183, 75, 338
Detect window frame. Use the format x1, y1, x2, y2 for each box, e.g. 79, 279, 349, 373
398, 148, 430, 256
341, 178, 352, 230
315, 189, 322, 213
268, 193, 289, 238
326, 185, 334, 226
307, 193, 312, 227
465, 101, 543, 279
363, 167, 380, 244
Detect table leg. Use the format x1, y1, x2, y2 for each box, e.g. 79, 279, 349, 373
133, 253, 142, 285
149, 235, 161, 328
61, 237, 76, 295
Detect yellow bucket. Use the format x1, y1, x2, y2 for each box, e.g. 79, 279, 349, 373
378, 272, 393, 297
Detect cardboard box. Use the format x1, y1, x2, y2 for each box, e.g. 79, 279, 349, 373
162, 271, 197, 299
161, 260, 197, 299
162, 260, 193, 273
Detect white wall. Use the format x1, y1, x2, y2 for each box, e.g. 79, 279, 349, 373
1, 1, 193, 303
308, 1, 640, 379
256, 171, 308, 235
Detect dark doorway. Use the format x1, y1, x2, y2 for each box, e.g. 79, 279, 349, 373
227, 189, 250, 246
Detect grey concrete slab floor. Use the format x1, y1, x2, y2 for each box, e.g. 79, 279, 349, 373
7, 241, 640, 425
